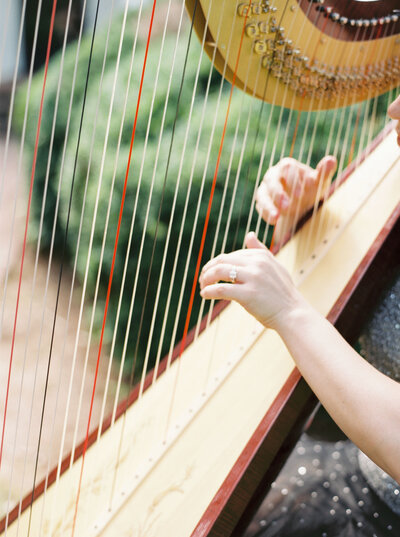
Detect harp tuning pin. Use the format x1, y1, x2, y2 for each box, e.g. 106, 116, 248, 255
356, 19, 364, 27
371, 18, 378, 26
330, 12, 340, 22
339, 17, 348, 25
392, 14, 399, 22
384, 16, 392, 24
261, 0, 270, 12
362, 19, 370, 27
349, 19, 356, 27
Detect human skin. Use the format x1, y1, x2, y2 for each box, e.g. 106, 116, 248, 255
255, 94, 400, 243
199, 96, 400, 483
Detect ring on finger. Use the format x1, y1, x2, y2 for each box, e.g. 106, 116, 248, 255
229, 266, 238, 284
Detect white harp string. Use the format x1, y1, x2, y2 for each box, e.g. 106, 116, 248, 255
5, 2, 83, 533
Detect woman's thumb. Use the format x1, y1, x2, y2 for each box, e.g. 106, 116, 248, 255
245, 232, 267, 250
316, 155, 337, 183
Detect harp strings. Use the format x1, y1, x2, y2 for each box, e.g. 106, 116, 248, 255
99, 0, 188, 444
46, 2, 157, 531
196, 0, 300, 391
192, 0, 317, 390
312, 16, 398, 252
0, 0, 59, 474
88, 0, 223, 515
104, 0, 198, 439
103, 0, 205, 510
195, 1, 398, 401
166, 0, 265, 417
42, 0, 223, 528
41, 1, 125, 532
193, 49, 263, 364
16, 0, 102, 533
65, 0, 142, 471
69, 0, 162, 531
276, 13, 352, 250
2, 0, 117, 531
11, 0, 93, 533
161, 0, 255, 441
81, 0, 253, 521
2, 0, 51, 528
269, 3, 333, 248
150, 0, 230, 383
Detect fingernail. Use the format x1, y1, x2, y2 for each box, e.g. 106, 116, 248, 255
281, 197, 289, 209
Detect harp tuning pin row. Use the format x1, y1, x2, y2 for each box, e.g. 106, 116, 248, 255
237, 2, 271, 17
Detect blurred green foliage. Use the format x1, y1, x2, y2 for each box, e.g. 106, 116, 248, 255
14, 8, 390, 378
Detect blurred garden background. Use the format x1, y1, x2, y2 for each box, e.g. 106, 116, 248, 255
5, 0, 391, 377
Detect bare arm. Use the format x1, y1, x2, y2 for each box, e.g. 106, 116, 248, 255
277, 300, 400, 483
199, 232, 400, 483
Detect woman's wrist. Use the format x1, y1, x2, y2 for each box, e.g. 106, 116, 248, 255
272, 296, 318, 338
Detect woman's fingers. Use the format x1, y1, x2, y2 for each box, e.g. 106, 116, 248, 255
200, 234, 270, 291
255, 182, 280, 224
199, 263, 244, 289
315, 155, 337, 193
257, 166, 290, 219
200, 282, 244, 302
245, 231, 269, 252
264, 167, 291, 209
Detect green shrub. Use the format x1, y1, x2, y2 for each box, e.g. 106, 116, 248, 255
14, 8, 389, 378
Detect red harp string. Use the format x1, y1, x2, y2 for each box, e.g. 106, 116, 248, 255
0, 0, 59, 470
71, 1, 159, 532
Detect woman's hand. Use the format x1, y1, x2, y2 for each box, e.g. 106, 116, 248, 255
199, 232, 308, 331
255, 155, 337, 242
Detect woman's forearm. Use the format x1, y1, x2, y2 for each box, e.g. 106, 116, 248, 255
199, 233, 400, 483
276, 304, 400, 483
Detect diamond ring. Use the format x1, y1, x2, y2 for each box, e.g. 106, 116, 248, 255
229, 266, 238, 284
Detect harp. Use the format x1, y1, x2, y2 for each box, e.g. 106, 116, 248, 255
0, 0, 399, 535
